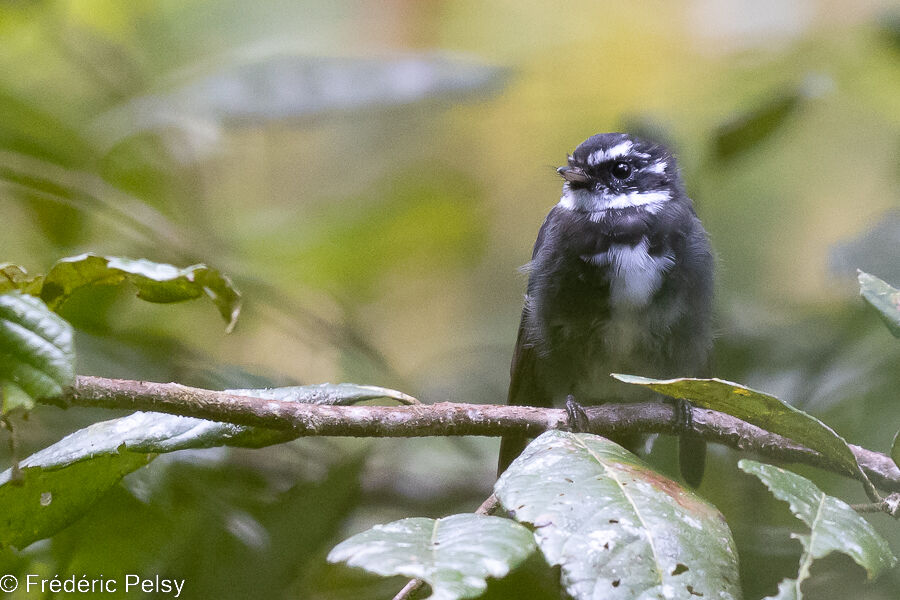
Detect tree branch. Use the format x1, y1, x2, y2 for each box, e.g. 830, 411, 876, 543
60, 376, 900, 492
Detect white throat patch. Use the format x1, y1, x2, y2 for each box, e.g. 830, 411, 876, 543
580, 238, 675, 307
558, 187, 670, 215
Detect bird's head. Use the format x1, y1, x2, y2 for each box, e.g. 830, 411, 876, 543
556, 133, 683, 216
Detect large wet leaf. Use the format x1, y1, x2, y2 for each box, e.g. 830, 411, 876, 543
613, 374, 874, 497
858, 270, 900, 338
327, 514, 536, 600
494, 430, 741, 600
0, 293, 74, 414
739, 460, 896, 600
39, 253, 241, 332
0, 382, 412, 549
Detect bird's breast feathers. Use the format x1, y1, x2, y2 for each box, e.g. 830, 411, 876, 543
579, 237, 675, 308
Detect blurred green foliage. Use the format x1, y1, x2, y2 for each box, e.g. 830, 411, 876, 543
0, 1, 899, 598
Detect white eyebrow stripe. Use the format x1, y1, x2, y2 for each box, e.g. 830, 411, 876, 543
587, 141, 633, 165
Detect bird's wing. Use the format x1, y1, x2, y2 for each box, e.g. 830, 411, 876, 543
506, 308, 544, 407
507, 205, 560, 409
498, 208, 559, 474
498, 315, 542, 474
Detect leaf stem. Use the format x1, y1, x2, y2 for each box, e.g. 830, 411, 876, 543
851, 493, 900, 517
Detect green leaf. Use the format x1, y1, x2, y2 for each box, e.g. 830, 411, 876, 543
858, 270, 900, 338
712, 92, 800, 159
0, 453, 152, 550
51, 457, 368, 600
1, 382, 35, 413
39, 253, 241, 332
0, 292, 75, 413
612, 374, 875, 497
710, 77, 830, 161
327, 514, 536, 600
0, 382, 412, 548
0, 264, 42, 295
219, 383, 417, 447
494, 430, 741, 600
877, 11, 900, 51
739, 460, 896, 599
227, 383, 418, 406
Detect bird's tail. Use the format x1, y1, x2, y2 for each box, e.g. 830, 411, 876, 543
679, 434, 707, 488
497, 434, 528, 477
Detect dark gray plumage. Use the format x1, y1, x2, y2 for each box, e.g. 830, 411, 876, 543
499, 133, 714, 486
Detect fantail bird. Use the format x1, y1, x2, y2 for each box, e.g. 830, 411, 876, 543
498, 132, 714, 487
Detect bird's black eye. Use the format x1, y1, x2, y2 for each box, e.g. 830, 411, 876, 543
611, 162, 632, 180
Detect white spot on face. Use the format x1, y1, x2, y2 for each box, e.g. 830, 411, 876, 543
557, 186, 594, 210
646, 161, 667, 174
588, 141, 633, 165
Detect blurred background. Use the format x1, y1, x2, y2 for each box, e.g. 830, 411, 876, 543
1, 0, 899, 598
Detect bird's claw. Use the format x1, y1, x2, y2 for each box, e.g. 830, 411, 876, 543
667, 397, 694, 432
565, 395, 590, 433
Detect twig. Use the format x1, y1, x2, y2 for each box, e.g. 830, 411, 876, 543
392, 578, 425, 600
56, 376, 900, 493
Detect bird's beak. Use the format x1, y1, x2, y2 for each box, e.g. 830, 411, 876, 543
557, 166, 589, 184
